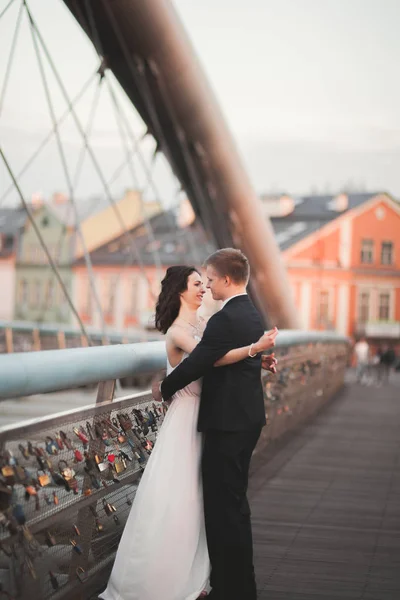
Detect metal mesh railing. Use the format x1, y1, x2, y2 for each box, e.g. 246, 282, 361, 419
0, 336, 349, 600
0, 391, 167, 600
256, 340, 349, 469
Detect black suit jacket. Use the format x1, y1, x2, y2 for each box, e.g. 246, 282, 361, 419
161, 295, 266, 432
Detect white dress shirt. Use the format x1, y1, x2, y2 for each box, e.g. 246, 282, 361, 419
221, 293, 248, 309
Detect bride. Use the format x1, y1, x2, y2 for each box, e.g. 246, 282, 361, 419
99, 266, 277, 600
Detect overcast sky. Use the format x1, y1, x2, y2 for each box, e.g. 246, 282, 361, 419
1, 0, 399, 205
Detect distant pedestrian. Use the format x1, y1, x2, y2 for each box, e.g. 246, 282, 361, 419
354, 337, 370, 384
378, 345, 396, 385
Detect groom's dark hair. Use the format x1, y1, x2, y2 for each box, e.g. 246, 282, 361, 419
204, 248, 249, 284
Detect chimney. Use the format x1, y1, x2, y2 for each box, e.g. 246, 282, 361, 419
31, 192, 44, 209
330, 193, 348, 212
261, 194, 295, 218
52, 192, 68, 205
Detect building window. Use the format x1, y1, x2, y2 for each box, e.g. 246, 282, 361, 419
4, 235, 14, 250
361, 239, 374, 264
130, 275, 138, 317
82, 278, 92, 314
318, 290, 330, 324
35, 280, 41, 306
105, 276, 117, 315
19, 279, 28, 305
85, 284, 92, 315
26, 244, 46, 264
378, 292, 390, 321
381, 241, 393, 265
59, 284, 68, 312
46, 280, 55, 308
40, 247, 47, 264
30, 280, 41, 307
24, 244, 33, 262
358, 292, 370, 324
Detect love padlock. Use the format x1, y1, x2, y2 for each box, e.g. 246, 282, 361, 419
95, 518, 103, 533
73, 426, 89, 447
59, 430, 73, 450
96, 455, 110, 473
70, 540, 82, 554
1, 465, 15, 486
45, 437, 59, 455
18, 444, 30, 460
49, 571, 59, 590
37, 470, 51, 487
74, 449, 83, 463
76, 567, 89, 583
12, 504, 26, 526
46, 531, 56, 547
102, 498, 116, 516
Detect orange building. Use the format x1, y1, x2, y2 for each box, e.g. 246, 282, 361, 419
269, 193, 400, 344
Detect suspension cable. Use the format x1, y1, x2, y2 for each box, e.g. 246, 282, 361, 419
105, 78, 163, 278
121, 68, 207, 269
0, 71, 97, 206
93, 2, 205, 270
104, 76, 202, 296
100, 0, 169, 163
0, 146, 92, 344
86, 153, 163, 317
26, 6, 107, 337
173, 187, 203, 266
151, 64, 223, 247
25, 1, 158, 299
0, 0, 23, 116
116, 58, 206, 267
36, 76, 103, 322
0, 0, 16, 21
97, 0, 175, 197
84, 0, 164, 295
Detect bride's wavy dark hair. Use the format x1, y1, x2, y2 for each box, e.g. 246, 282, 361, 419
155, 266, 199, 334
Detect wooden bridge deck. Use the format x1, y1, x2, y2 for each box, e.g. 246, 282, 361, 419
250, 372, 400, 600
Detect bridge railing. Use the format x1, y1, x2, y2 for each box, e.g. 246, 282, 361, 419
0, 332, 349, 600
0, 320, 161, 356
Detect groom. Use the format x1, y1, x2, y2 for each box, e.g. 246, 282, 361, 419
155, 248, 277, 599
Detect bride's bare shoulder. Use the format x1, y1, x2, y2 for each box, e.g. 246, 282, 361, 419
166, 323, 190, 344
165, 324, 178, 341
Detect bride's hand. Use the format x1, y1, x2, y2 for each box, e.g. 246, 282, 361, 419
261, 353, 278, 373
253, 327, 278, 353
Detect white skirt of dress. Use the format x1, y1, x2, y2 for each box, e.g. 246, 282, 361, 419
99, 391, 210, 600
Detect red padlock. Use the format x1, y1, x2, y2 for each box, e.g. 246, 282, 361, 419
73, 427, 89, 446
74, 449, 83, 462
55, 433, 64, 450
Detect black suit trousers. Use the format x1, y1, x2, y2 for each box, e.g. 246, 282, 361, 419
202, 427, 261, 600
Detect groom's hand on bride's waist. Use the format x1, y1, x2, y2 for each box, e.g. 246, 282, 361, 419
151, 381, 163, 402
151, 370, 167, 402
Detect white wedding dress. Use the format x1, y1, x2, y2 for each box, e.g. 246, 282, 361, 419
99, 352, 211, 600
